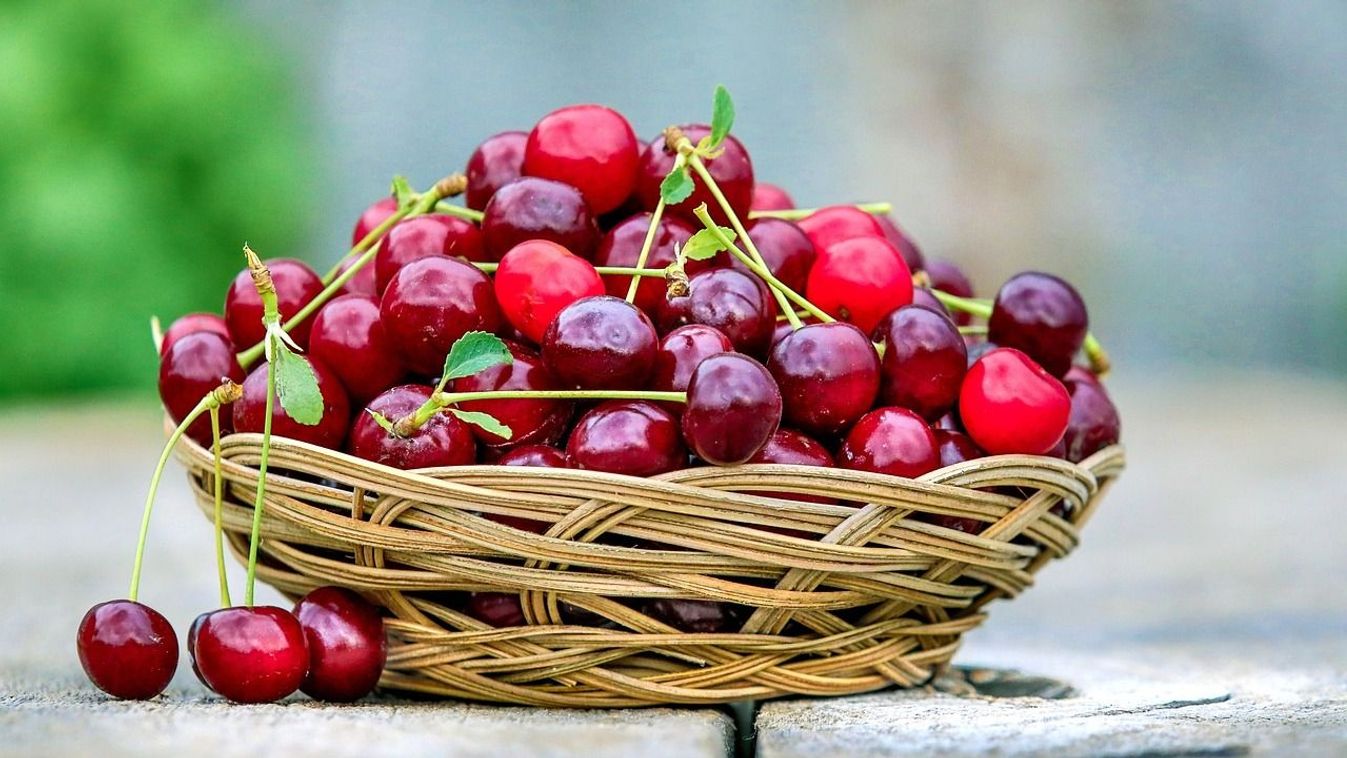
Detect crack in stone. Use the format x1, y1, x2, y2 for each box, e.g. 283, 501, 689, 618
1092, 692, 1234, 717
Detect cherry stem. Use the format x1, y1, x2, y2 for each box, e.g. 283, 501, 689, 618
149, 316, 164, 353
749, 202, 892, 221
210, 407, 231, 608
433, 202, 485, 223
959, 324, 989, 336
473, 263, 667, 279
242, 251, 285, 607
929, 287, 1112, 376
626, 156, 681, 303
394, 389, 686, 437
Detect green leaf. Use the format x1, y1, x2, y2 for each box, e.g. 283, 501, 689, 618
449, 409, 513, 440
366, 409, 395, 434
708, 85, 735, 150
272, 341, 324, 426
443, 331, 513, 382
682, 225, 736, 261
660, 166, 694, 205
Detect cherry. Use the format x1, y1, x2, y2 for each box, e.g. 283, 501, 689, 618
567, 400, 687, 477
838, 407, 940, 479
682, 353, 782, 465
909, 287, 953, 319
76, 600, 178, 700
750, 182, 795, 212
875, 214, 926, 273
159, 331, 245, 445
747, 428, 837, 506
160, 312, 230, 356
959, 347, 1070, 455
965, 338, 1000, 367
375, 214, 486, 293
925, 260, 975, 326
187, 611, 212, 692
592, 212, 706, 314
352, 196, 399, 246
348, 384, 476, 469
224, 258, 323, 350
467, 592, 525, 628
379, 256, 501, 376
523, 104, 639, 215
335, 253, 379, 298
643, 599, 742, 633
497, 443, 573, 469
768, 322, 880, 438
649, 325, 735, 406
731, 218, 816, 293
795, 205, 885, 252
1061, 376, 1121, 463
657, 268, 777, 357
294, 586, 387, 702
635, 124, 753, 226
806, 236, 914, 335
481, 177, 599, 261
194, 606, 309, 704
451, 341, 572, 452
234, 355, 351, 449
465, 130, 527, 211
494, 240, 604, 344
875, 305, 968, 422
987, 271, 1088, 378
542, 295, 658, 390
925, 429, 986, 533
308, 294, 406, 404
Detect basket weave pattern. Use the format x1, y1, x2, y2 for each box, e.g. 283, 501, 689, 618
177, 430, 1124, 707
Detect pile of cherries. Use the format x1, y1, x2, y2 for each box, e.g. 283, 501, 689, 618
81, 91, 1121, 704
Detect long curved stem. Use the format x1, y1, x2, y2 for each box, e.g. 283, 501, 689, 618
210, 407, 231, 608
473, 263, 666, 278
626, 156, 680, 303
242, 356, 275, 607
749, 202, 891, 221
397, 389, 686, 436
433, 202, 485, 223
929, 287, 1112, 376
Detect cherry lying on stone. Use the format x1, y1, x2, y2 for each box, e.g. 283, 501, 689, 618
193, 606, 309, 704
959, 347, 1070, 455
681, 353, 782, 465
567, 400, 687, 477
294, 586, 387, 702
465, 131, 527, 211
77, 600, 179, 700
768, 322, 880, 438
348, 384, 476, 469
481, 176, 599, 261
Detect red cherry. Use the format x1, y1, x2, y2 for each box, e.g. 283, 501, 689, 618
160, 312, 229, 356
649, 324, 735, 406
750, 182, 795, 212
465, 131, 527, 211
656, 268, 778, 357
542, 296, 658, 390
925, 429, 986, 533
925, 260, 974, 326
732, 218, 816, 293
379, 256, 501, 376
523, 104, 639, 215
352, 196, 399, 247
467, 592, 525, 628
481, 177, 599, 261
159, 331, 245, 445
375, 214, 486, 293
294, 586, 387, 702
768, 322, 880, 438
875, 215, 926, 273
806, 236, 913, 334
194, 606, 309, 704
335, 253, 378, 298
1062, 376, 1121, 462
489, 445, 574, 533
987, 272, 1089, 378
875, 305, 967, 422
643, 599, 743, 633
224, 258, 323, 350
347, 384, 476, 469
233, 355, 351, 449
451, 341, 572, 452
592, 213, 706, 314
682, 353, 782, 465
493, 240, 604, 344
906, 288, 953, 320
567, 400, 687, 477
308, 295, 406, 404
635, 124, 753, 226
795, 206, 885, 252
77, 600, 178, 700
838, 407, 940, 479
959, 348, 1070, 455
747, 428, 837, 505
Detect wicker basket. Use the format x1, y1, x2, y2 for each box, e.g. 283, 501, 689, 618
174, 428, 1124, 707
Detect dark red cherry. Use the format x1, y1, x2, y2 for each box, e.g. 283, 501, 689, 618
187, 611, 212, 692
380, 256, 501, 376
875, 215, 926, 273
925, 260, 975, 326
224, 258, 323, 350
649, 324, 735, 408
959, 348, 1070, 455
497, 443, 573, 469
592, 213, 707, 314
493, 240, 604, 344
452, 341, 572, 452
352, 196, 399, 246
347, 384, 476, 469
657, 268, 777, 357
524, 104, 639, 215
465, 131, 527, 211
542, 296, 658, 390
807, 236, 913, 335
909, 288, 953, 319
481, 177, 599, 261
965, 338, 1000, 367
643, 599, 742, 633
567, 400, 686, 477
194, 606, 309, 704
768, 322, 880, 438
1061, 376, 1121, 462
467, 592, 525, 628
375, 214, 486, 293
988, 272, 1088, 378
635, 124, 753, 226
747, 428, 837, 506
294, 586, 387, 702
733, 218, 816, 293
925, 430, 987, 533
160, 312, 229, 356
750, 182, 795, 212
875, 305, 967, 422
233, 355, 351, 449
682, 353, 782, 465
159, 331, 245, 445
838, 407, 940, 479
308, 295, 405, 404
77, 600, 178, 700
795, 205, 885, 252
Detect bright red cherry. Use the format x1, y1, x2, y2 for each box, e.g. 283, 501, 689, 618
224, 258, 323, 350
308, 295, 406, 404
649, 324, 735, 407
682, 353, 782, 465
592, 213, 707, 314
751, 182, 795, 212
493, 240, 604, 344
875, 305, 967, 422
925, 259, 974, 325
160, 312, 230, 356
347, 384, 476, 469
159, 331, 244, 445
795, 206, 885, 252
733, 218, 816, 293
988, 272, 1089, 378
194, 606, 309, 704
875, 215, 926, 273
524, 104, 639, 215
838, 407, 940, 479
959, 348, 1071, 455
747, 428, 837, 506
467, 593, 525, 628
77, 600, 178, 700
657, 268, 777, 357
465, 131, 527, 211
352, 196, 399, 246
294, 586, 387, 702
375, 214, 486, 293
233, 355, 351, 449
481, 177, 599, 261
379, 256, 501, 376
451, 341, 572, 452
806, 236, 913, 335
567, 400, 687, 477
542, 296, 658, 390
925, 429, 986, 533
768, 322, 880, 438
644, 599, 743, 633
1062, 376, 1121, 462
635, 124, 753, 226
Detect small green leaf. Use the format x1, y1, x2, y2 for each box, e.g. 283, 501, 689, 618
443, 331, 513, 382
708, 85, 735, 150
682, 225, 736, 262
272, 341, 324, 426
450, 409, 513, 440
660, 166, 694, 205
366, 409, 396, 434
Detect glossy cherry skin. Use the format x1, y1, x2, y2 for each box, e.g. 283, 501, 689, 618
375, 214, 486, 293
467, 593, 525, 628
875, 305, 967, 422
466, 130, 527, 211
925, 430, 986, 533
542, 296, 658, 390
592, 213, 707, 314
524, 104, 640, 215
657, 268, 777, 357
224, 258, 324, 350
494, 240, 604, 344
77, 600, 178, 700
838, 407, 940, 479
160, 312, 230, 356
187, 611, 212, 691
732, 218, 816, 293
635, 124, 753, 226
194, 606, 309, 704
768, 322, 880, 438
308, 295, 406, 404
335, 253, 379, 298
567, 400, 687, 477
650, 325, 735, 406
452, 341, 572, 452
806, 236, 914, 335
380, 256, 501, 376
988, 272, 1088, 378
293, 586, 387, 702
925, 260, 974, 326
875, 215, 926, 273
481, 177, 599, 261
908, 288, 953, 319
1062, 376, 1121, 463
644, 599, 742, 633
159, 331, 245, 445
747, 428, 837, 506
750, 182, 795, 212
234, 355, 350, 449
959, 348, 1071, 455
352, 196, 399, 246
795, 205, 885, 252
348, 384, 476, 469
682, 353, 782, 465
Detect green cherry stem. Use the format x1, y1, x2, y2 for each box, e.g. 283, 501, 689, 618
958, 324, 989, 336
749, 202, 892, 221
473, 262, 667, 279
393, 389, 686, 438
209, 406, 231, 608
626, 154, 682, 303
433, 202, 485, 223
928, 287, 1112, 376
